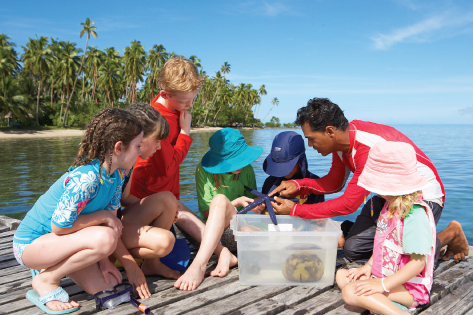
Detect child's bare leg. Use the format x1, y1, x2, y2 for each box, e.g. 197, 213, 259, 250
336, 269, 350, 289
68, 262, 120, 295
174, 195, 237, 291
341, 281, 412, 314
121, 223, 180, 279
437, 221, 469, 262
121, 191, 180, 279
22, 226, 117, 312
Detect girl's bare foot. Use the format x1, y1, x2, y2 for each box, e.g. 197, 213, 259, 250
174, 261, 207, 291
31, 273, 80, 311
141, 259, 181, 279
210, 247, 238, 277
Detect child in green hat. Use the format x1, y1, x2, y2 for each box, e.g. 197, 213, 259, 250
174, 128, 264, 291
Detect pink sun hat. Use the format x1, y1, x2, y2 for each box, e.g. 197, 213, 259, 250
358, 141, 430, 196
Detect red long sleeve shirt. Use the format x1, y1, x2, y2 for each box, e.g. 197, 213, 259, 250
290, 120, 445, 219
130, 94, 193, 199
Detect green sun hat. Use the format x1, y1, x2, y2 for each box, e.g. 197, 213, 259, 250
201, 128, 263, 174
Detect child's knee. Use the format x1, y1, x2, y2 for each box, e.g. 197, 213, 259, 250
157, 191, 178, 211
341, 284, 357, 305
93, 227, 118, 256
336, 269, 348, 288
209, 194, 231, 212
152, 230, 175, 257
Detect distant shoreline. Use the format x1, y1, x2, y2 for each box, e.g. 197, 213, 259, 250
0, 126, 269, 140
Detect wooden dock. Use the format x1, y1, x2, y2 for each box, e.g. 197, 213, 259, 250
0, 216, 472, 315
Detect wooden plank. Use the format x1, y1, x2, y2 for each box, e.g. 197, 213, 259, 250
0, 265, 28, 277
0, 248, 13, 256
276, 289, 345, 315
324, 304, 368, 315
0, 259, 20, 269
0, 238, 13, 246
140, 280, 251, 315
0, 254, 15, 263
183, 286, 290, 315
429, 258, 473, 304
420, 281, 473, 315
227, 299, 287, 315
269, 285, 330, 308
0, 231, 16, 238
0, 227, 9, 234
0, 269, 30, 285
98, 269, 241, 314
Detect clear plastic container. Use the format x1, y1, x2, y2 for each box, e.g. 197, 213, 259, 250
230, 214, 342, 286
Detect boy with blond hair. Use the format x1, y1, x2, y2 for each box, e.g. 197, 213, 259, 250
130, 57, 204, 199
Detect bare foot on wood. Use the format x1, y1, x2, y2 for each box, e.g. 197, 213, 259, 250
210, 247, 238, 277
32, 272, 80, 311
141, 259, 181, 279
174, 261, 206, 291
439, 221, 469, 262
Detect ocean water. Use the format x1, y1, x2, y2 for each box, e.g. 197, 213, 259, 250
1, 125, 472, 243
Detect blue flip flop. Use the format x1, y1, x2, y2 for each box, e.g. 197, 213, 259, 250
26, 287, 79, 314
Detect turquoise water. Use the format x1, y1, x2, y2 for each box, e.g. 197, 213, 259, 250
1, 125, 472, 242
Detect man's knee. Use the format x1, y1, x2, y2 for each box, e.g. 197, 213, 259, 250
344, 236, 373, 262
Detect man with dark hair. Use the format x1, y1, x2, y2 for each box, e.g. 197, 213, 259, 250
270, 97, 469, 263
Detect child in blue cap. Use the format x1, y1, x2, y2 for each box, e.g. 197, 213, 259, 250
174, 128, 264, 291
262, 131, 324, 206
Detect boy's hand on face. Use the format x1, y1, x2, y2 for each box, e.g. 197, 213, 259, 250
271, 197, 295, 215
180, 110, 192, 136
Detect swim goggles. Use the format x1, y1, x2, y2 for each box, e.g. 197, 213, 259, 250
94, 283, 133, 311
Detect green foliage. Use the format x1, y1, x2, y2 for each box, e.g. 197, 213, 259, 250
0, 27, 279, 128
283, 122, 296, 127
265, 116, 281, 127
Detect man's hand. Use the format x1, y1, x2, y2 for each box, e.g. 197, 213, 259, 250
271, 196, 295, 215
268, 181, 298, 198
180, 110, 192, 136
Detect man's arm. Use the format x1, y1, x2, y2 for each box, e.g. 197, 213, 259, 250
293, 153, 349, 196
291, 146, 370, 219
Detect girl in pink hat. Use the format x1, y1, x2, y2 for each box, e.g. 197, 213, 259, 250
336, 141, 436, 314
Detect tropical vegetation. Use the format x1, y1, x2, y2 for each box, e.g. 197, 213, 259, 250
0, 19, 282, 128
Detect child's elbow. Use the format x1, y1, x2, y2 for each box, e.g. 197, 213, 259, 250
51, 224, 68, 235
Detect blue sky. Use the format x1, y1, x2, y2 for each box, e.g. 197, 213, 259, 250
1, 0, 472, 124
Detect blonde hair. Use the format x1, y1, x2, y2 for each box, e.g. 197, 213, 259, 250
212, 173, 240, 191
385, 191, 422, 219
158, 57, 204, 94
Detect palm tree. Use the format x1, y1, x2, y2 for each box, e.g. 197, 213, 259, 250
123, 40, 146, 103
97, 59, 120, 106
0, 76, 31, 120
63, 17, 97, 127
85, 46, 103, 102
56, 41, 81, 121
262, 97, 279, 122
0, 34, 20, 78
147, 44, 168, 99
254, 84, 267, 127
189, 55, 202, 70
22, 36, 54, 125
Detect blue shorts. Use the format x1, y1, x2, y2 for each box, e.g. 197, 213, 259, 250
12, 242, 29, 266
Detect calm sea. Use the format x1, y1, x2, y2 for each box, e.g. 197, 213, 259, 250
1, 125, 472, 243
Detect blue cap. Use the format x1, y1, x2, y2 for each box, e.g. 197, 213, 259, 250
263, 131, 306, 177
202, 128, 263, 174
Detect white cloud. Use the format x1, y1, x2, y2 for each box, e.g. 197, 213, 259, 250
371, 10, 473, 50
459, 107, 473, 116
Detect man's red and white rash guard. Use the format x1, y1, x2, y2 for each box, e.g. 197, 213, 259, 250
290, 120, 445, 219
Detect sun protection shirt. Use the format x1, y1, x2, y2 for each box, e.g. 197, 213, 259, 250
14, 159, 126, 244
130, 94, 193, 199
195, 162, 257, 220
290, 120, 445, 219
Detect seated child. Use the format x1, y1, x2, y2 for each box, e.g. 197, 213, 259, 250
12, 108, 143, 313
336, 141, 437, 314
174, 128, 264, 291
115, 103, 180, 300
262, 131, 324, 205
